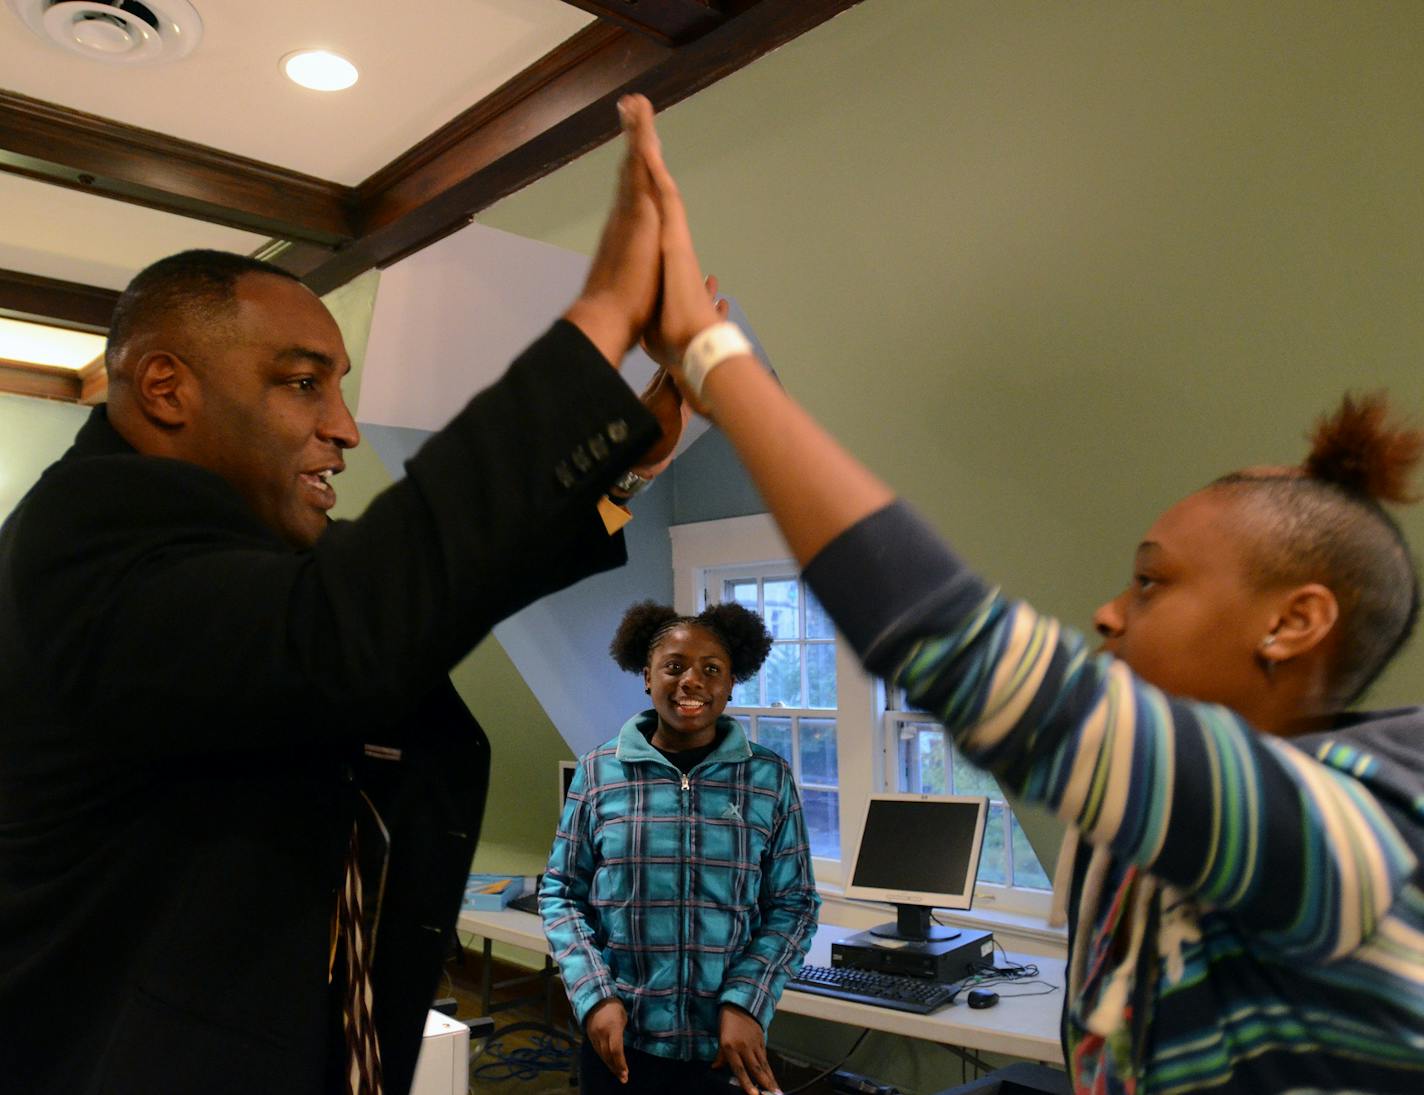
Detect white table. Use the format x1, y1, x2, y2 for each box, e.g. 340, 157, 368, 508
456, 907, 1065, 1065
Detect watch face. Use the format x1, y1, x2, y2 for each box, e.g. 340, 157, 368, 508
615, 469, 650, 495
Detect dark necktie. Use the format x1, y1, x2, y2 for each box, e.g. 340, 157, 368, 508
337, 821, 384, 1094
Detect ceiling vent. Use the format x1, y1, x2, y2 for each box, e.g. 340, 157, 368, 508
6, 0, 203, 64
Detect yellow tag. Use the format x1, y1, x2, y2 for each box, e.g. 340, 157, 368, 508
597, 495, 633, 535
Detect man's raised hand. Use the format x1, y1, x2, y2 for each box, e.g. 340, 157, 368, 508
564, 96, 665, 367
618, 94, 728, 416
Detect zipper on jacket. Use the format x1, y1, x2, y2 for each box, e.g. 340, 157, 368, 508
679, 768, 691, 1050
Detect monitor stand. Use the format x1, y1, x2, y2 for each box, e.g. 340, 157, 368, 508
868, 903, 961, 943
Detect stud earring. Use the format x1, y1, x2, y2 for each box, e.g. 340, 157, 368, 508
1258, 633, 1278, 681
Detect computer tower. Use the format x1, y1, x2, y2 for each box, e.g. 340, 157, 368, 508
831, 927, 994, 981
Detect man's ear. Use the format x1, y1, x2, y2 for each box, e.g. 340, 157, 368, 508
1262, 583, 1340, 665
130, 350, 196, 428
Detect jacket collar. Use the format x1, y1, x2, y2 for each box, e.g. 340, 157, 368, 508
615, 710, 752, 770
67, 404, 135, 462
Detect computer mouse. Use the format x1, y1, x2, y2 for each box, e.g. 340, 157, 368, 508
967, 988, 999, 1009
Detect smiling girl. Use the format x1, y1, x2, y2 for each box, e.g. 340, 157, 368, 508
541, 601, 820, 1095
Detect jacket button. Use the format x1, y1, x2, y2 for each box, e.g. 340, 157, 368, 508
555, 462, 575, 489
572, 445, 592, 473
608, 419, 629, 443
589, 434, 610, 461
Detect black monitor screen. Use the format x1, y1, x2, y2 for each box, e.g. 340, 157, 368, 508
850, 798, 981, 896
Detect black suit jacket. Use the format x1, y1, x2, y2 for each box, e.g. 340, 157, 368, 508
0, 322, 658, 1094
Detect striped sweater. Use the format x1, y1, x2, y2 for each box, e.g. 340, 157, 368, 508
804, 502, 1424, 1094
540, 713, 820, 1060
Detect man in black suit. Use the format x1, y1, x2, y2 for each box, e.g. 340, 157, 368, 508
0, 100, 677, 1094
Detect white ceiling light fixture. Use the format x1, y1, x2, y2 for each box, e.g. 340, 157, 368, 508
6, 0, 203, 65
282, 49, 359, 92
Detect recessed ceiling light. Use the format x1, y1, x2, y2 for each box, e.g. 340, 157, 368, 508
0, 318, 106, 371
282, 49, 358, 92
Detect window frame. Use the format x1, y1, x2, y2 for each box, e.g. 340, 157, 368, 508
706, 558, 846, 864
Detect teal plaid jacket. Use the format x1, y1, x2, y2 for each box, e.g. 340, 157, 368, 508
539, 713, 820, 1060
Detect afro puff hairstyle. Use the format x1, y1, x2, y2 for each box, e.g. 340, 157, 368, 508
610, 599, 773, 684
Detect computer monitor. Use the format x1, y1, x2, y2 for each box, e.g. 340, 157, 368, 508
557, 760, 577, 811
843, 793, 988, 942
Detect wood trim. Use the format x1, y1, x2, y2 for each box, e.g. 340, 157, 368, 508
0, 268, 119, 333
303, 23, 668, 293
0, 90, 357, 246
353, 22, 652, 217
554, 0, 727, 46
248, 240, 341, 281
301, 0, 867, 293
76, 356, 107, 405
0, 358, 81, 403
1, 1, 863, 295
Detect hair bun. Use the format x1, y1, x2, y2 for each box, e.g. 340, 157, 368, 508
1304, 392, 1424, 505
610, 600, 680, 673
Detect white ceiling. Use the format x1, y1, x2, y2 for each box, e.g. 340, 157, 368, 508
0, 0, 594, 289
1, 0, 594, 182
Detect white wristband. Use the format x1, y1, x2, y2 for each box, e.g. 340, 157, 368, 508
681, 321, 753, 402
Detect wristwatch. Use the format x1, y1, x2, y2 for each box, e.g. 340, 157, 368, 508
610, 469, 652, 499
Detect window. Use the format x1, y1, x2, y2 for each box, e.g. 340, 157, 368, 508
713, 566, 840, 859
887, 700, 1052, 894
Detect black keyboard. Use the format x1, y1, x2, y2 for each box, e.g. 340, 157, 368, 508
786, 964, 959, 1014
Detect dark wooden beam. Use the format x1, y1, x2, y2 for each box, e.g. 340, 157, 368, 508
300, 0, 867, 294
555, 0, 727, 46
76, 357, 107, 405
301, 22, 666, 294
0, 358, 81, 403
0, 90, 357, 246
252, 241, 343, 282
0, 268, 119, 333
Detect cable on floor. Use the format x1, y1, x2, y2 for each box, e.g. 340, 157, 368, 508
469, 1020, 575, 1085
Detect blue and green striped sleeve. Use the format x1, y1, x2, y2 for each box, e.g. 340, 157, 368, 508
804, 502, 1416, 961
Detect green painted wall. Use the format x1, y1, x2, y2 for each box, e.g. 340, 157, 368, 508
477, 1, 1424, 1084
0, 393, 88, 525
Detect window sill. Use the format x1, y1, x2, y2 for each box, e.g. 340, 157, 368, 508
815, 885, 1067, 959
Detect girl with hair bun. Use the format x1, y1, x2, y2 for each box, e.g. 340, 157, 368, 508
541, 599, 819, 1095
619, 90, 1424, 1095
